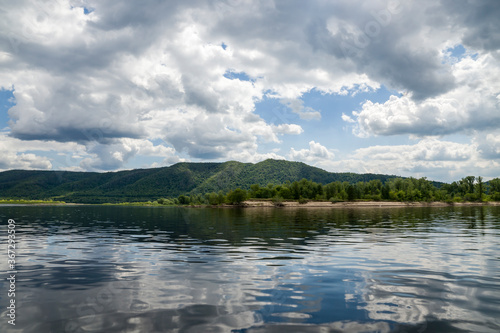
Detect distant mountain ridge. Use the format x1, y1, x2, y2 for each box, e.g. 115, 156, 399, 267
0, 159, 401, 203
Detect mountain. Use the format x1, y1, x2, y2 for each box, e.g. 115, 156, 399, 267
0, 159, 399, 203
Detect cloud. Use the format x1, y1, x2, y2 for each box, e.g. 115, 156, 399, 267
79, 138, 182, 171
442, 0, 500, 52
1, 0, 499, 177
0, 131, 81, 170
354, 139, 475, 162
273, 124, 304, 135
475, 130, 500, 160
341, 113, 355, 123
326, 138, 499, 182
346, 53, 500, 137
323, 0, 459, 100
279, 98, 321, 120
0, 152, 52, 170
289, 141, 335, 164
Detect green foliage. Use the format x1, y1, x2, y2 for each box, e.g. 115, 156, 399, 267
0, 199, 65, 205
271, 194, 284, 207
0, 159, 497, 205
178, 194, 190, 205
217, 191, 226, 205
476, 176, 484, 202
489, 178, 500, 193
226, 188, 247, 205
156, 198, 176, 205
347, 184, 357, 201
298, 197, 308, 204
207, 192, 219, 205
0, 159, 400, 204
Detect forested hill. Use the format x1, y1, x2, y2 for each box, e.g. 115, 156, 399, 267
0, 159, 399, 203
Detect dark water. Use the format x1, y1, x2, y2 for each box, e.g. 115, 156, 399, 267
1, 205, 500, 333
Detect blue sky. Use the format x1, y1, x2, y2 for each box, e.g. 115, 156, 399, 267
1, 0, 500, 182
0, 89, 15, 130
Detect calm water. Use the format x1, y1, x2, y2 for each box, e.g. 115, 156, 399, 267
1, 205, 500, 333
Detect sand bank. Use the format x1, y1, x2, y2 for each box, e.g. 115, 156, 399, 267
241, 200, 500, 208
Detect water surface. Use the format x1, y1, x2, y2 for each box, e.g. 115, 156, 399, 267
1, 205, 499, 332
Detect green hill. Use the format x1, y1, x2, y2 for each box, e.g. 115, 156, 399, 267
0, 159, 399, 203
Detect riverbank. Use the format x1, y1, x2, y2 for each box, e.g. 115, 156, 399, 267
2, 199, 500, 208
240, 200, 500, 208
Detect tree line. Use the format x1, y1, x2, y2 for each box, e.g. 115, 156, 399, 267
155, 176, 500, 206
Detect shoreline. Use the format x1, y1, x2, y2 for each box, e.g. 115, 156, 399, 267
238, 200, 500, 208
1, 200, 500, 208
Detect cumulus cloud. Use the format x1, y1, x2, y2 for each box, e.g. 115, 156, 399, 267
475, 130, 500, 160
324, 0, 459, 100
0, 0, 499, 179
80, 138, 182, 171
346, 53, 500, 137
289, 141, 335, 164
0, 131, 81, 170
354, 139, 475, 163
273, 124, 304, 135
442, 0, 500, 52
326, 139, 498, 182
0, 153, 52, 170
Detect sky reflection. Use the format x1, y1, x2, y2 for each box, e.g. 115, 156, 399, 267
0, 205, 499, 332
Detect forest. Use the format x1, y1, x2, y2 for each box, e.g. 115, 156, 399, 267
0, 159, 498, 205
160, 176, 500, 206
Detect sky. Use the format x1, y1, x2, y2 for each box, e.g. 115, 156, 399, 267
0, 0, 499, 182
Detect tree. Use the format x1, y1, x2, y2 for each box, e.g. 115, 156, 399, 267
291, 181, 300, 199
217, 191, 226, 205
489, 178, 500, 201
381, 183, 390, 200
490, 178, 500, 193
250, 184, 261, 198
227, 188, 247, 205
208, 192, 219, 205
476, 176, 484, 202
278, 186, 292, 199
178, 194, 190, 205
347, 184, 356, 201
460, 176, 475, 195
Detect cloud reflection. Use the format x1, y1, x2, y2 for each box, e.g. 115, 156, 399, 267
1, 205, 499, 332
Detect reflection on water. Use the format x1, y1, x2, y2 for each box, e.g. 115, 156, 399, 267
0, 205, 499, 332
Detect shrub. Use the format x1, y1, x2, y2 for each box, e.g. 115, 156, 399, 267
272, 195, 284, 207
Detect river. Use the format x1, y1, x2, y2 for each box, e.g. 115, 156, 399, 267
1, 205, 499, 332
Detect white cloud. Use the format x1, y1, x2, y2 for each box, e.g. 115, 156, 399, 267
273, 124, 304, 135
0, 152, 52, 170
325, 139, 499, 182
1, 0, 379, 169
345, 53, 500, 138
289, 141, 335, 164
0, 132, 82, 170
79, 138, 182, 171
475, 130, 500, 160
0, 0, 499, 179
354, 139, 476, 162
279, 99, 321, 120
341, 113, 355, 123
